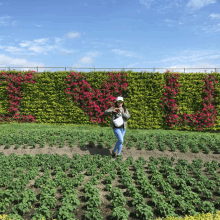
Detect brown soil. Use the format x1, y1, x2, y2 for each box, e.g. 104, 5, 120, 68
1, 129, 220, 220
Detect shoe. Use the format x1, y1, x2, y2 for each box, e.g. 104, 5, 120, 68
112, 150, 116, 157
116, 154, 120, 157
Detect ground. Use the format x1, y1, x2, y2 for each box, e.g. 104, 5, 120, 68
1, 128, 220, 219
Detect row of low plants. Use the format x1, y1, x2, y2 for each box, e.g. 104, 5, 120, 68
1, 152, 220, 219
0, 122, 220, 154
2, 212, 220, 220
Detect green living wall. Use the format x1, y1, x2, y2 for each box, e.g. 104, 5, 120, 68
0, 69, 219, 132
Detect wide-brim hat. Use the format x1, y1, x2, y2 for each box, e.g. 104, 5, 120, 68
116, 97, 123, 102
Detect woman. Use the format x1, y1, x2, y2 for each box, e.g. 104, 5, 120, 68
104, 96, 130, 157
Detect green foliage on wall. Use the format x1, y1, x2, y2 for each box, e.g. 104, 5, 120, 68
0, 80, 11, 116
0, 70, 220, 131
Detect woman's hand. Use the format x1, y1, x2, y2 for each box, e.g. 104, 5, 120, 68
112, 108, 121, 113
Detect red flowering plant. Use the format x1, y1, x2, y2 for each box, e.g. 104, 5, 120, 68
0, 71, 40, 124
64, 71, 129, 125
160, 70, 218, 131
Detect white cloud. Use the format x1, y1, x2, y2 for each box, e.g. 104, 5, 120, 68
86, 51, 101, 57
16, 35, 78, 55
56, 49, 76, 55
139, 0, 218, 15
72, 51, 101, 67
160, 50, 220, 63
55, 38, 64, 44
79, 56, 93, 64
63, 31, 81, 41
33, 38, 49, 44
139, 0, 155, 9
186, 0, 216, 12
111, 49, 141, 58
210, 13, 220, 19
19, 41, 33, 47
0, 53, 45, 72
28, 45, 48, 54
4, 46, 25, 53
0, 15, 12, 26
0, 31, 81, 71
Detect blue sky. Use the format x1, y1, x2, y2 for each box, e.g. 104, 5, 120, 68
0, 0, 220, 74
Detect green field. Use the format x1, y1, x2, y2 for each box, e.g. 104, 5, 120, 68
0, 122, 220, 220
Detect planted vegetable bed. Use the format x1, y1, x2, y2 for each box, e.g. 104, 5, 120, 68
0, 124, 220, 219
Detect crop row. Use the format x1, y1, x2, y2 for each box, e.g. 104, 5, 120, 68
1, 153, 220, 219
1, 129, 220, 154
